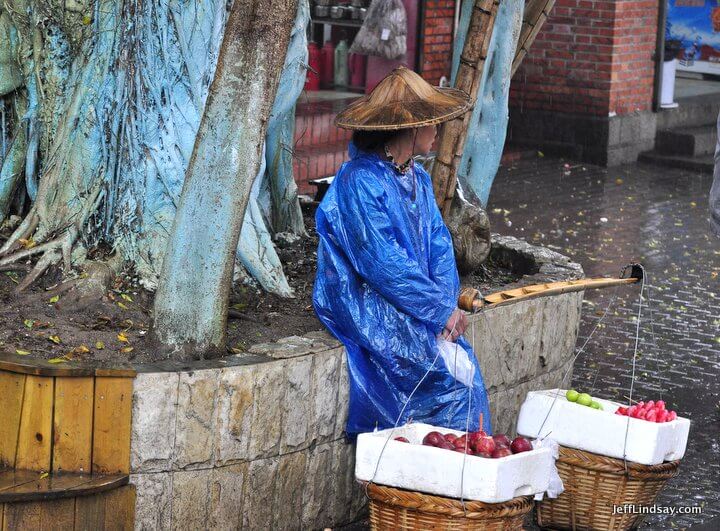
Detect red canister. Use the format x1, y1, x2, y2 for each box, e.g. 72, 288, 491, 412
305, 42, 321, 91
321, 41, 335, 88
349, 53, 367, 88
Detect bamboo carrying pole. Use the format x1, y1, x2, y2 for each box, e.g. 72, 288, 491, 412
458, 266, 643, 312
431, 0, 500, 216
511, 0, 557, 76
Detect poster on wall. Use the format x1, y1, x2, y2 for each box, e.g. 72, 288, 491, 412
668, 0, 720, 75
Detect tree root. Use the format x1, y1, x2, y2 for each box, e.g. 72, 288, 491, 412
15, 250, 60, 293
0, 209, 38, 256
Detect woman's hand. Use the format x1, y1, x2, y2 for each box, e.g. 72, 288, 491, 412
442, 308, 468, 341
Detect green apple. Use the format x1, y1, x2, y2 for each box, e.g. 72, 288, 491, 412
566, 389, 580, 402
590, 401, 602, 410
577, 393, 592, 407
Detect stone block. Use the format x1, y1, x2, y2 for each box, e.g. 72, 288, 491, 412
131, 472, 172, 530
331, 438, 366, 526
309, 347, 342, 444
301, 443, 335, 529
280, 356, 312, 453
174, 370, 220, 469
215, 365, 256, 465
171, 469, 213, 530
334, 352, 349, 439
248, 360, 286, 459
208, 463, 248, 531
272, 451, 308, 530
242, 457, 279, 530
131, 372, 179, 473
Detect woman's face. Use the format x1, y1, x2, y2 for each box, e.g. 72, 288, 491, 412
413, 125, 437, 156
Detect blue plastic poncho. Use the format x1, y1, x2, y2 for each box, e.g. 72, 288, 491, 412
313, 144, 491, 437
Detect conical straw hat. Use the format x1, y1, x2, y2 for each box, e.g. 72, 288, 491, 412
335, 66, 473, 131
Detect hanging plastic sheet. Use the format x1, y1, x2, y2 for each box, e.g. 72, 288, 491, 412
313, 144, 491, 437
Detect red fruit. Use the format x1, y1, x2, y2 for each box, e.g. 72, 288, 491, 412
475, 451, 491, 458
645, 409, 657, 422
422, 431, 444, 447
474, 436, 496, 455
616, 406, 628, 415
491, 447, 513, 458
510, 437, 533, 454
444, 433, 458, 445
492, 434, 512, 448
394, 437, 409, 443
646, 400, 655, 410
656, 400, 666, 411
667, 411, 677, 422
637, 401, 645, 408
454, 434, 468, 449
627, 405, 638, 417
656, 409, 668, 423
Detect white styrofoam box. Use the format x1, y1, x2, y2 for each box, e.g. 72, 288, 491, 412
355, 422, 554, 503
516, 389, 691, 466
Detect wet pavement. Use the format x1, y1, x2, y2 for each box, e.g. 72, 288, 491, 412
487, 157, 720, 529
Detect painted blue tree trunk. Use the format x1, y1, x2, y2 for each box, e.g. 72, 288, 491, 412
452, 0, 524, 207
0, 0, 309, 300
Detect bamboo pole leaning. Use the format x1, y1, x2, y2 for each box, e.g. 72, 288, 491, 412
431, 0, 500, 216
512, 0, 556, 75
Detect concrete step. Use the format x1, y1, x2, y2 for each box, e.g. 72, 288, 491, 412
638, 150, 714, 174
655, 125, 717, 157
657, 93, 720, 130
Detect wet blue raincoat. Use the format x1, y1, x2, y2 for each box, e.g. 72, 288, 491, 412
313, 144, 491, 437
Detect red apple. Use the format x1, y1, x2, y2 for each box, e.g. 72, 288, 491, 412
454, 434, 468, 449
616, 406, 628, 415
492, 434, 512, 448
510, 437, 533, 454
394, 437, 409, 443
467, 432, 482, 449
492, 447, 513, 458
474, 435, 496, 455
667, 411, 677, 422
422, 431, 444, 447
656, 400, 666, 411
475, 451, 491, 458
444, 433, 458, 445
646, 400, 655, 410
645, 409, 657, 422
656, 409, 668, 423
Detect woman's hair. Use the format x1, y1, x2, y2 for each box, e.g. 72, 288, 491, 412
352, 130, 404, 152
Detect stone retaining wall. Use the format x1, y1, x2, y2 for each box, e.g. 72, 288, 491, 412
130, 235, 584, 530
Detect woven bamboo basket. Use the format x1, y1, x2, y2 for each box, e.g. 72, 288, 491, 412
365, 482, 533, 530
536, 446, 680, 531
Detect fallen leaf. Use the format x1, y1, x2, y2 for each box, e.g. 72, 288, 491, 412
48, 335, 61, 344
711, 271, 718, 280
120, 346, 134, 354
120, 293, 133, 302
18, 238, 36, 249
23, 319, 34, 329
75, 345, 90, 354
49, 295, 60, 304
39, 472, 49, 479
15, 349, 31, 356
117, 302, 129, 310
48, 358, 67, 364
82, 14, 92, 25
95, 341, 105, 350
117, 332, 129, 343
537, 150, 544, 158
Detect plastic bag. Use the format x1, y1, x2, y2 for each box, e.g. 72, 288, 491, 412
437, 338, 476, 387
350, 0, 407, 60
532, 437, 565, 500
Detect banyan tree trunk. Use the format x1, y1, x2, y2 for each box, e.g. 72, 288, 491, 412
151, 0, 299, 358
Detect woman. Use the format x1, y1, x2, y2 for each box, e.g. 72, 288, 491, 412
313, 67, 491, 437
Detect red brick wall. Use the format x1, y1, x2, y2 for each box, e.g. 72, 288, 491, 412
511, 0, 659, 116
420, 0, 457, 85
